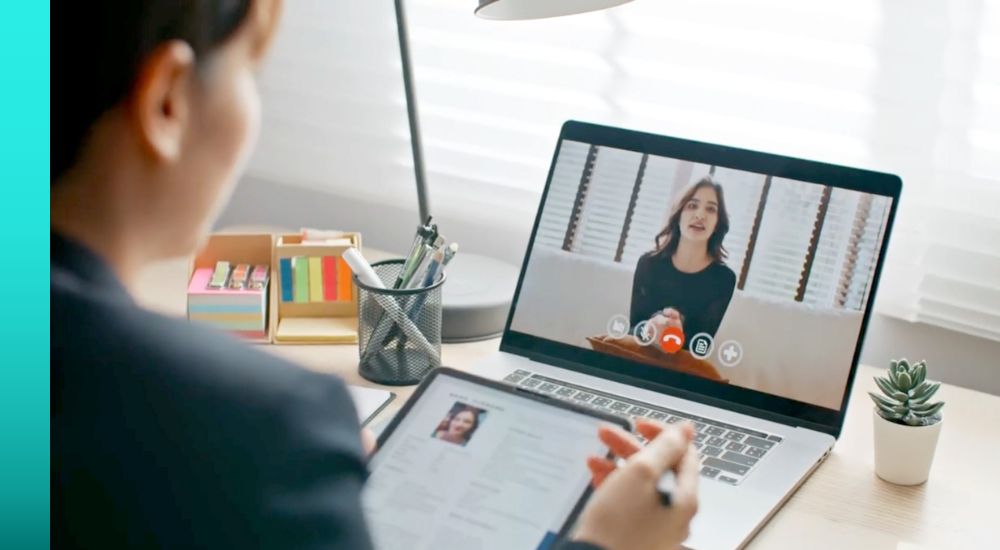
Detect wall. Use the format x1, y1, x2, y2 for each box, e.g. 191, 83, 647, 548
859, 315, 1000, 396
218, 176, 535, 266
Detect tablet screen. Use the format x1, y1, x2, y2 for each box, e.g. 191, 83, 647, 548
363, 370, 620, 550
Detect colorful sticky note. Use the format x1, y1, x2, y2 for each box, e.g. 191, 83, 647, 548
322, 256, 338, 302
308, 257, 323, 302
293, 256, 309, 303
279, 258, 293, 302
337, 257, 353, 302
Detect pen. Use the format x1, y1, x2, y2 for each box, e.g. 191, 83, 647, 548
382, 242, 458, 348
656, 470, 676, 506
419, 247, 447, 288
442, 242, 458, 267
394, 217, 436, 289
614, 456, 675, 505
400, 241, 434, 290
343, 248, 440, 361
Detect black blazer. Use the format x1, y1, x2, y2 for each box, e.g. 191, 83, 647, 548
51, 233, 372, 549
51, 233, 605, 550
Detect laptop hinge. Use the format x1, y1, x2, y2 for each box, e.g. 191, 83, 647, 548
504, 344, 838, 437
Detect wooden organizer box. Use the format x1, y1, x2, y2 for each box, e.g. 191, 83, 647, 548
190, 233, 275, 343
271, 233, 361, 344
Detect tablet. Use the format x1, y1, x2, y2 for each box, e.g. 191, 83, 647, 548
363, 368, 630, 550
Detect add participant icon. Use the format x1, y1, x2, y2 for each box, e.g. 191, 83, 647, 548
659, 327, 684, 354
689, 332, 714, 359
718, 340, 744, 367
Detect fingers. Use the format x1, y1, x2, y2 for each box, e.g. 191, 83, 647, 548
635, 419, 695, 443
634, 418, 666, 441
586, 456, 616, 488
675, 442, 700, 489
360, 428, 376, 456
678, 422, 696, 441
598, 424, 644, 459
628, 425, 690, 478
671, 443, 701, 517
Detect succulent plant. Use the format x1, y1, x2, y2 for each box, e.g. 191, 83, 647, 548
869, 359, 944, 426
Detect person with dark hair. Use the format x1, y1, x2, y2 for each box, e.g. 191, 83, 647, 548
432, 405, 482, 446
630, 177, 737, 349
51, 2, 699, 549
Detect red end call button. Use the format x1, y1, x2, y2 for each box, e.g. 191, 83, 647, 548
659, 327, 685, 354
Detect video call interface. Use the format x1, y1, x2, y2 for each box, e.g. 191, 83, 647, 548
363, 374, 608, 550
510, 140, 893, 410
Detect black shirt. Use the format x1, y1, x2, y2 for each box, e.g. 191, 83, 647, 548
629, 251, 737, 348
52, 232, 373, 549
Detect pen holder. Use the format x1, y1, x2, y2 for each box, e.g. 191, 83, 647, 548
356, 260, 445, 385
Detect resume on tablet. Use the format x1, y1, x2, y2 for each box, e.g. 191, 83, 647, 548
363, 368, 629, 550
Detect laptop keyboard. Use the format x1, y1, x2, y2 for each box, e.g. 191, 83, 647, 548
502, 370, 783, 485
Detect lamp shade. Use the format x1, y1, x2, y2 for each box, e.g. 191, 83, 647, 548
475, 0, 633, 20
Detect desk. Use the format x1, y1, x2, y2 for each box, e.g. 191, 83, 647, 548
137, 256, 999, 549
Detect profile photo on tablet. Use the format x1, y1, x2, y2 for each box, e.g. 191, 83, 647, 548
431, 402, 486, 447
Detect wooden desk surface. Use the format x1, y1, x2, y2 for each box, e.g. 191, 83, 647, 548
137, 257, 999, 549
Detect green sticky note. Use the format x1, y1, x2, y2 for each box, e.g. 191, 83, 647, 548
293, 256, 310, 303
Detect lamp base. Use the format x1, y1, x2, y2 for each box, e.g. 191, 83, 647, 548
441, 252, 520, 343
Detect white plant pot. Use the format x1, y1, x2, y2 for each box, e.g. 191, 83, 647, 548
872, 409, 942, 485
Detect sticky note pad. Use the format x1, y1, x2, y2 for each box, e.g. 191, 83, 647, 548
293, 256, 310, 303
308, 257, 323, 302
322, 256, 338, 302
279, 258, 293, 302
337, 257, 353, 302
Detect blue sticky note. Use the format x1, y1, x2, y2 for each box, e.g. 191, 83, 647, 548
279, 258, 294, 302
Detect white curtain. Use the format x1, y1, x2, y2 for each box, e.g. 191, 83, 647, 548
248, 0, 1000, 341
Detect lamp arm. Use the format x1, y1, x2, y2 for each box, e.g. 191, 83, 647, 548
393, 0, 432, 223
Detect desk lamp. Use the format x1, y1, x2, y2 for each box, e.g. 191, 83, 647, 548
393, 0, 633, 341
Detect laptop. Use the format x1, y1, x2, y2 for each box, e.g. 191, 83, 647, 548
465, 120, 901, 549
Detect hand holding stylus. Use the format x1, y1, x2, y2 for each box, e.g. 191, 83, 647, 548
575, 419, 700, 550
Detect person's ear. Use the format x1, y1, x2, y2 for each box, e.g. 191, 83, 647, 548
129, 40, 196, 163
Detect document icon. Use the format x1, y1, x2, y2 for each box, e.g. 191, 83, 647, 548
689, 332, 714, 359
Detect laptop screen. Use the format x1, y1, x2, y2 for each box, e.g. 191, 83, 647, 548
509, 136, 894, 412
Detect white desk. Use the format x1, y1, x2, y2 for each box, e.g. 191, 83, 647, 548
138, 256, 999, 549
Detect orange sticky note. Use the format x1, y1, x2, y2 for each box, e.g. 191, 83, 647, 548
337, 257, 353, 301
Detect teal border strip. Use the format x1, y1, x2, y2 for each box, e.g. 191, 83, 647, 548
0, 3, 51, 548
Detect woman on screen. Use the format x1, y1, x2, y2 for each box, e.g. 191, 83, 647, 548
630, 176, 737, 349
433, 406, 481, 446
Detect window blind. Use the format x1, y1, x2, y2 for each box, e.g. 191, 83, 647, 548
248, 0, 1000, 340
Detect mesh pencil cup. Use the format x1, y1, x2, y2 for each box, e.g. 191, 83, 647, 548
355, 259, 445, 385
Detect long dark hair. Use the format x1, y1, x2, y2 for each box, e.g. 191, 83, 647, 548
52, 0, 255, 182
437, 405, 482, 442
652, 176, 730, 263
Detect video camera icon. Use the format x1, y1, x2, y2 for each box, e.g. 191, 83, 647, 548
606, 314, 631, 339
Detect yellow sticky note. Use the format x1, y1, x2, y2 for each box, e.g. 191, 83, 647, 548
308, 257, 323, 302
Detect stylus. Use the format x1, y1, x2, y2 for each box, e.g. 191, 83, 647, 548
656, 470, 676, 506
344, 248, 439, 360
